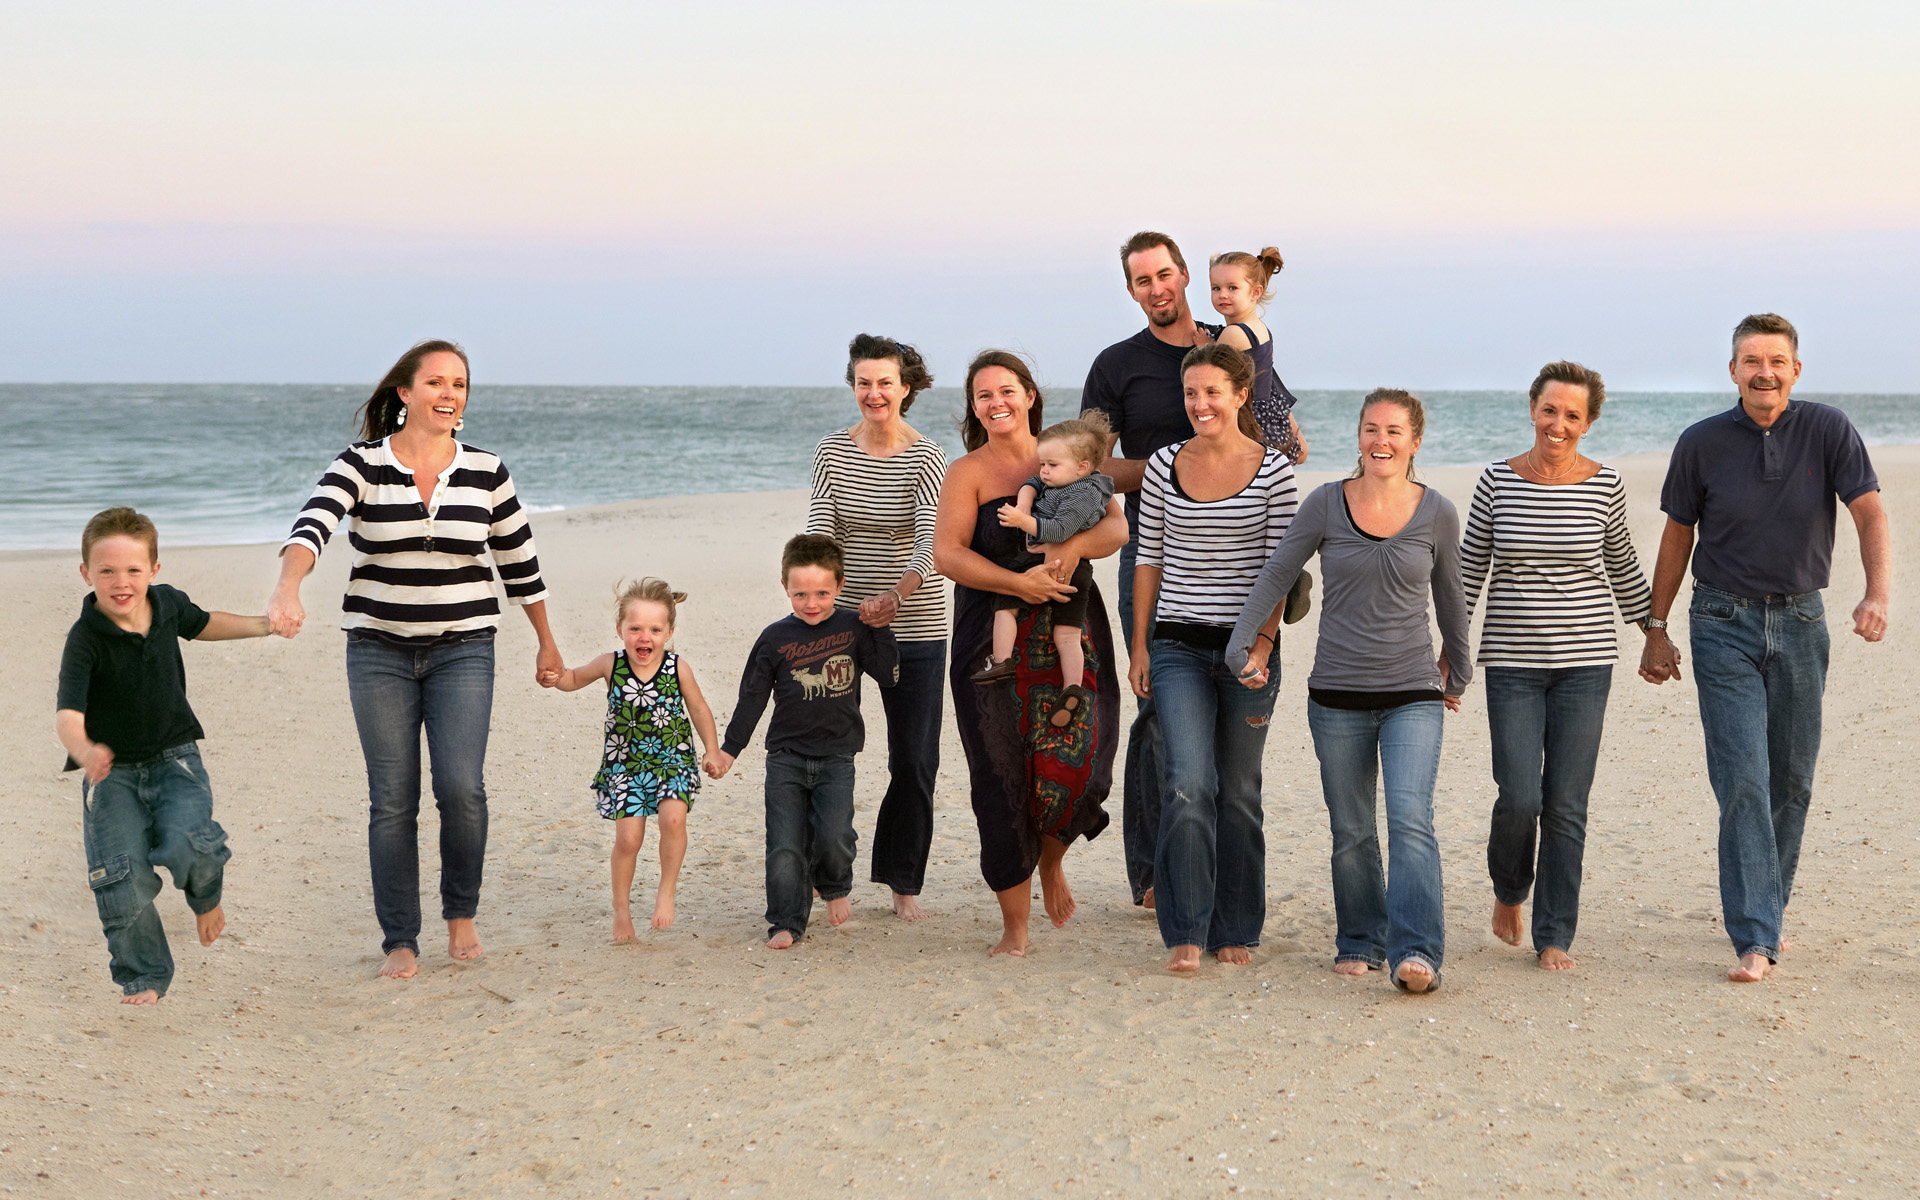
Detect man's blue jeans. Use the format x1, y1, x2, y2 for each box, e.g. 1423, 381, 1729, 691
1150, 638, 1279, 951
870, 639, 945, 897
1688, 584, 1829, 962
763, 750, 858, 940
346, 630, 496, 957
1484, 665, 1612, 955
1117, 538, 1164, 904
1307, 699, 1446, 985
81, 743, 230, 997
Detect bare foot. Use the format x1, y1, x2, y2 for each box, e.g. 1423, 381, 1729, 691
1538, 947, 1576, 971
1396, 960, 1434, 993
196, 905, 225, 947
612, 911, 637, 942
1038, 860, 1076, 929
891, 892, 928, 921
378, 948, 418, 979
447, 919, 483, 963
1727, 952, 1772, 983
1492, 901, 1523, 946
826, 896, 851, 927
650, 890, 675, 930
1780, 936, 1794, 952
1141, 887, 1155, 911
121, 989, 159, 1005
1167, 945, 1202, 973
767, 931, 795, 950
1332, 959, 1371, 976
1216, 946, 1252, 966
989, 927, 1028, 957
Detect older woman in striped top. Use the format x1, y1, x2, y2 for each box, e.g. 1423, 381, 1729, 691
267, 340, 563, 981
1453, 361, 1650, 970
1130, 343, 1299, 972
805, 334, 950, 920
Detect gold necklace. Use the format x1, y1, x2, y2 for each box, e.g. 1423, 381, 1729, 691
1527, 448, 1578, 481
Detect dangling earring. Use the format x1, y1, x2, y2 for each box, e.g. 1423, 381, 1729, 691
395, 404, 407, 428
454, 416, 465, 432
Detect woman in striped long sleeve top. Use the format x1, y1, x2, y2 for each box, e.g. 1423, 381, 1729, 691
1128, 343, 1299, 973
1454, 361, 1651, 971
804, 334, 950, 920
267, 340, 564, 981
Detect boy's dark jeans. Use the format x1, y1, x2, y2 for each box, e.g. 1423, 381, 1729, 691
81, 743, 230, 997
763, 750, 857, 940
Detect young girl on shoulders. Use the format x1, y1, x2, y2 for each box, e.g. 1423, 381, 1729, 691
1209, 247, 1307, 465
553, 578, 722, 941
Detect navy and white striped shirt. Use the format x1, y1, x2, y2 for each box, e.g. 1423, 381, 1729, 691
1137, 442, 1299, 627
285, 438, 549, 638
1458, 461, 1651, 667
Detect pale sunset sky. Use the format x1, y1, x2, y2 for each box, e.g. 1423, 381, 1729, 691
3, 1, 1916, 390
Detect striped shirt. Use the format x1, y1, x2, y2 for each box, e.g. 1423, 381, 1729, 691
1458, 461, 1652, 668
805, 431, 949, 643
1137, 442, 1299, 627
284, 438, 549, 638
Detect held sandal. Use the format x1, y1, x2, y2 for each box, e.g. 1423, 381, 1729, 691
1050, 683, 1088, 728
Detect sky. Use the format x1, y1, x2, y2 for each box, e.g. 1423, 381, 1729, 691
3, 1, 1917, 390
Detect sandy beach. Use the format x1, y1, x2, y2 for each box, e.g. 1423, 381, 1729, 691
2, 447, 1914, 1199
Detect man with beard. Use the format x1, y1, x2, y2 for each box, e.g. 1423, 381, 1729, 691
1640, 312, 1891, 983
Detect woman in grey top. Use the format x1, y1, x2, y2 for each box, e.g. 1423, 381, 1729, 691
1227, 389, 1471, 993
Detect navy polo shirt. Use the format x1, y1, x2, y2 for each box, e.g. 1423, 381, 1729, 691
56, 583, 210, 768
1080, 323, 1221, 522
1660, 400, 1879, 598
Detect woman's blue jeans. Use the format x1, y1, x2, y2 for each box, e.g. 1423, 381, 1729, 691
1307, 699, 1446, 983
1688, 584, 1829, 962
1150, 638, 1279, 952
1483, 665, 1613, 955
346, 630, 496, 957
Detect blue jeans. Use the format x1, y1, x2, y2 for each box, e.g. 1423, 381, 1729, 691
1117, 538, 1165, 904
870, 639, 945, 896
764, 750, 858, 940
80, 744, 230, 998
346, 630, 496, 957
1688, 584, 1829, 961
1484, 665, 1613, 955
1307, 699, 1447, 985
1150, 638, 1279, 951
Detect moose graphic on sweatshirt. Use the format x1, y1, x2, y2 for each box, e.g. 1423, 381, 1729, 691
721, 611, 900, 758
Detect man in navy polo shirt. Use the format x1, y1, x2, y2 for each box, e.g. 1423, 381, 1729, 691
1641, 313, 1892, 983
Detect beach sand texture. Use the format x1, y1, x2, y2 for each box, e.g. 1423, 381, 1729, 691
3, 449, 1915, 1198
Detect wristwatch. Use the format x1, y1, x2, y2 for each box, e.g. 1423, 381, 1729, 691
1645, 616, 1669, 633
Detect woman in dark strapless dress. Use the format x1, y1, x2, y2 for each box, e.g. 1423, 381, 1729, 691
934, 351, 1127, 957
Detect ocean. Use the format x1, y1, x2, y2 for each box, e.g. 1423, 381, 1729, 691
3, 383, 1912, 551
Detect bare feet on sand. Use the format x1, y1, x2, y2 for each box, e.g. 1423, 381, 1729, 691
196, 905, 225, 946
990, 925, 1029, 957
826, 897, 851, 927
121, 989, 159, 1005
767, 931, 795, 950
1141, 887, 1155, 910
650, 889, 676, 930
1216, 946, 1252, 966
378, 948, 418, 979
1167, 945, 1202, 973
447, 918, 483, 963
1039, 863, 1076, 928
891, 892, 928, 921
1538, 947, 1576, 971
1727, 952, 1773, 983
612, 911, 637, 942
1396, 960, 1434, 993
1332, 960, 1371, 976
1492, 901, 1523, 946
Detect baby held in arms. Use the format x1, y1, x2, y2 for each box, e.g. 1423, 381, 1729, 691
973, 411, 1114, 727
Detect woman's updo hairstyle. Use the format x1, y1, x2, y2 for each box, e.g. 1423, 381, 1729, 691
1208, 246, 1285, 308
1180, 342, 1264, 440
356, 339, 471, 442
959, 349, 1046, 451
845, 333, 934, 414
614, 577, 688, 630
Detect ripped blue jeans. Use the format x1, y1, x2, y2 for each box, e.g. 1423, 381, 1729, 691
81, 743, 230, 997
1149, 637, 1280, 951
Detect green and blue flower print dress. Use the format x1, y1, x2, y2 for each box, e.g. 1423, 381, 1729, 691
592, 649, 701, 819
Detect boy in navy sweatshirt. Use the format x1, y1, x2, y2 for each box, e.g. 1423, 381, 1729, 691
711, 534, 898, 948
